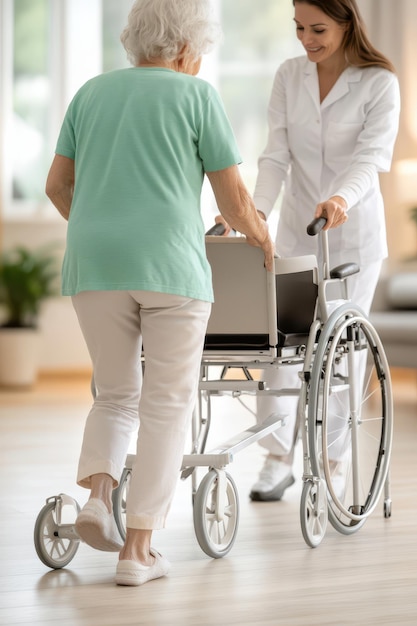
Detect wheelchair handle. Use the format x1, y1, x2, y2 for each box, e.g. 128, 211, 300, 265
205, 223, 226, 236
306, 217, 331, 279
307, 217, 327, 236
209, 216, 327, 237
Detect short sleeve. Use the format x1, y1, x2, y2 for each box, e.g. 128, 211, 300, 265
197, 87, 242, 172
55, 99, 77, 160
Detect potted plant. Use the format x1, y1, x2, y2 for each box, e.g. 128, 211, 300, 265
407, 206, 417, 261
410, 206, 417, 228
0, 245, 59, 387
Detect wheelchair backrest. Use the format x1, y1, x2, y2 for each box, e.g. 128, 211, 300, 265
275, 256, 319, 346
204, 237, 277, 356
204, 238, 319, 355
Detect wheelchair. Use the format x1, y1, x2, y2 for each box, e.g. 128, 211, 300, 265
34, 218, 393, 567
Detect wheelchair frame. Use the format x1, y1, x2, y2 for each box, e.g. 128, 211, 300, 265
34, 220, 393, 567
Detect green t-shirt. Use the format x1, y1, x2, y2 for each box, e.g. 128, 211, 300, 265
55, 67, 242, 301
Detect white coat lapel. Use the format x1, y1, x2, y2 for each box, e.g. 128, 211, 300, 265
303, 61, 321, 114
321, 66, 363, 108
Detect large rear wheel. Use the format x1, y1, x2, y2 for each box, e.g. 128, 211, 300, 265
308, 305, 393, 534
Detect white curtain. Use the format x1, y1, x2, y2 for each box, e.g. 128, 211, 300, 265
360, 0, 417, 259
360, 0, 417, 158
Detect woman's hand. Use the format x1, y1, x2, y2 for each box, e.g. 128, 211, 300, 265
206, 166, 275, 271
315, 195, 348, 230
245, 229, 276, 272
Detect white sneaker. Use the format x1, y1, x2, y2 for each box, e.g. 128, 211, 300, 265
250, 456, 295, 502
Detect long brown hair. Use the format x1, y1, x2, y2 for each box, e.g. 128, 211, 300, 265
293, 0, 395, 72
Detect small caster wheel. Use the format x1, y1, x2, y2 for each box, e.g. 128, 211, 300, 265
300, 479, 328, 548
34, 494, 80, 569
384, 499, 392, 519
193, 469, 239, 558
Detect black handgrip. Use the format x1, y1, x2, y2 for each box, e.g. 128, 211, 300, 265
307, 217, 327, 236
205, 223, 226, 236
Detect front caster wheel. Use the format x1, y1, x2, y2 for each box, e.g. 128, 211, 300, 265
300, 479, 328, 548
193, 469, 239, 558
34, 494, 80, 569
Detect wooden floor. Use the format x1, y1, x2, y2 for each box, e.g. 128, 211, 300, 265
1, 370, 417, 626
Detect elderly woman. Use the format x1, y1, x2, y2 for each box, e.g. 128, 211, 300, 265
46, 0, 274, 587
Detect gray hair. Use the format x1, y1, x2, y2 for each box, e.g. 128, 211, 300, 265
121, 0, 222, 65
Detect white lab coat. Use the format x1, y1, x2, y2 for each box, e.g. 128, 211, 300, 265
253, 56, 400, 458
254, 56, 401, 267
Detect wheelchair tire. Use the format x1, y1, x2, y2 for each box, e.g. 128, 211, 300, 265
34, 500, 80, 569
193, 469, 239, 558
308, 304, 393, 534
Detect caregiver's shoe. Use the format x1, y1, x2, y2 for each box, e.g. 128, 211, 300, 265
250, 456, 295, 502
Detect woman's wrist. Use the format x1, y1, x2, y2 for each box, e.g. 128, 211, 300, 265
329, 195, 348, 210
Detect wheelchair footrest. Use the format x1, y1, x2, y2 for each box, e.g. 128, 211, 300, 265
181, 412, 285, 469
200, 380, 266, 392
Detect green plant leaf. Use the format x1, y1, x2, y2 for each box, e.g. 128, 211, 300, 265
0, 245, 60, 328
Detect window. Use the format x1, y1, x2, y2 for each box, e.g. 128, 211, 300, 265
12, 0, 49, 205
1, 0, 52, 217
0, 0, 301, 223
102, 0, 132, 73
1, 0, 102, 220
218, 1, 301, 191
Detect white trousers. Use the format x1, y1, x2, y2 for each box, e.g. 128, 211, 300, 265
256, 260, 383, 457
72, 290, 211, 530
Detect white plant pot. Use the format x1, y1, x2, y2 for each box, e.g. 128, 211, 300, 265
0, 328, 41, 387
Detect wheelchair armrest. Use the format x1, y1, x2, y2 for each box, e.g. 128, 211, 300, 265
330, 263, 360, 280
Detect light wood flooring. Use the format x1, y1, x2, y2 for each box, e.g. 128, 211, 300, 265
0, 370, 417, 626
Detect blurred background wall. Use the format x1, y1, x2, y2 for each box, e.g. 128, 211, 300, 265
1, 0, 416, 372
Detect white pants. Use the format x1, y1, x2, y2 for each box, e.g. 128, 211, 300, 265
256, 261, 383, 456
72, 290, 211, 530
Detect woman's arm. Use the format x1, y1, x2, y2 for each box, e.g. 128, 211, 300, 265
45, 154, 75, 221
330, 72, 401, 211
206, 165, 275, 271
